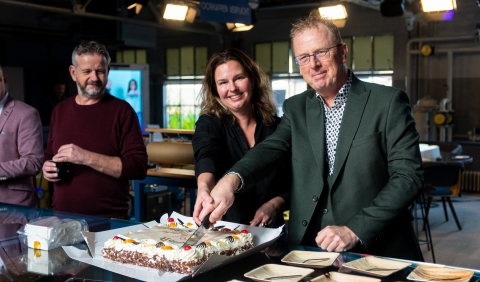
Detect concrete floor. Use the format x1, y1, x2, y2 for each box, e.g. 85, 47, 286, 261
416, 192, 480, 269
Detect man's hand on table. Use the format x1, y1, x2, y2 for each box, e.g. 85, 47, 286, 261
315, 225, 360, 252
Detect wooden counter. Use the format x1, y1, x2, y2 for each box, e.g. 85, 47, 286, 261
146, 167, 195, 179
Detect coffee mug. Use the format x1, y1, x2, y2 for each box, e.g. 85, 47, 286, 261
51, 160, 74, 179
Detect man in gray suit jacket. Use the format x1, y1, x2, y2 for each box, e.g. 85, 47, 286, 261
0, 65, 44, 207
195, 14, 424, 261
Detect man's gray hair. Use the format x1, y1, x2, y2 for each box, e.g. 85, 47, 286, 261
71, 40, 111, 67
290, 12, 343, 45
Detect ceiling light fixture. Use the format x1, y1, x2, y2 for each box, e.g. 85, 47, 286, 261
420, 0, 456, 12
420, 0, 456, 21
226, 23, 254, 32
318, 4, 348, 28
163, 3, 189, 21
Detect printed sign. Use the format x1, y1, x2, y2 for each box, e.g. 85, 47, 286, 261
200, 0, 251, 24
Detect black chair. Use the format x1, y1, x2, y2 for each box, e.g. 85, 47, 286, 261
424, 162, 464, 231
411, 185, 436, 263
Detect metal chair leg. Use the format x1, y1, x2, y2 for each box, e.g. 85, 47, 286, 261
418, 194, 436, 262
423, 208, 436, 262
420, 196, 429, 251
441, 197, 449, 221
424, 196, 433, 231
447, 197, 462, 231
411, 201, 419, 239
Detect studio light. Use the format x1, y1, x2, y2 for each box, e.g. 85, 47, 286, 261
420, 0, 456, 12
226, 23, 254, 32
420, 0, 456, 21
318, 4, 348, 28
163, 3, 189, 21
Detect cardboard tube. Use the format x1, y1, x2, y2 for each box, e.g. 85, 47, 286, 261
147, 142, 195, 165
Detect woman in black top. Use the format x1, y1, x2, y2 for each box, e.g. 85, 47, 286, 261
192, 48, 291, 228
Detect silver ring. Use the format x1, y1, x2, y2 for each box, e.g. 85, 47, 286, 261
261, 222, 267, 227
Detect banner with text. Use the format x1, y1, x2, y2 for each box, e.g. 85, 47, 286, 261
200, 0, 251, 24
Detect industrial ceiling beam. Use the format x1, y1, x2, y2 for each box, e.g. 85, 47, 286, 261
0, 0, 225, 35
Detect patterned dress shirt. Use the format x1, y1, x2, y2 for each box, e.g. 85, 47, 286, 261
316, 71, 353, 175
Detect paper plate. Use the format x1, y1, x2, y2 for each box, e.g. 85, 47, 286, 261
244, 264, 314, 282
281, 250, 339, 268
341, 256, 411, 277
407, 265, 474, 282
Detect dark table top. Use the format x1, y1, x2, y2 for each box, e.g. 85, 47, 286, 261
1, 203, 479, 282
422, 152, 473, 164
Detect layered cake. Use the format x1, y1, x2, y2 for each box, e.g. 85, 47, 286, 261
101, 218, 254, 274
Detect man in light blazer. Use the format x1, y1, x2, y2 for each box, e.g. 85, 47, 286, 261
0, 65, 44, 207
195, 14, 424, 261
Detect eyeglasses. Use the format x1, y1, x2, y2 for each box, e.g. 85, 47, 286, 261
294, 44, 343, 66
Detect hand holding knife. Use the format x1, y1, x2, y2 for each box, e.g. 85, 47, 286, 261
181, 213, 211, 248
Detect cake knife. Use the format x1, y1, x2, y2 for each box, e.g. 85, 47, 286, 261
181, 213, 211, 247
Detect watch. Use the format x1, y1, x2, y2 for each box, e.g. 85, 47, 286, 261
223, 172, 244, 194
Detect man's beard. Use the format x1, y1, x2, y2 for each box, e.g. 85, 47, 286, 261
77, 81, 105, 98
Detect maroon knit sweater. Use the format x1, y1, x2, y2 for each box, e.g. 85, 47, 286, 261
44, 94, 147, 219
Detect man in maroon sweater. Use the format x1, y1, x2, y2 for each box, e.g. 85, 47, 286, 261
42, 40, 147, 219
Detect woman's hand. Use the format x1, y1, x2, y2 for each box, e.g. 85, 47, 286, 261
202, 174, 238, 224
193, 173, 215, 225
250, 196, 285, 227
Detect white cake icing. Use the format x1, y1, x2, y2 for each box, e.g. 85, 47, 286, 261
101, 219, 254, 274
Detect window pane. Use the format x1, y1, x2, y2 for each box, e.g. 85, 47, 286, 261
180, 46, 194, 76
116, 51, 123, 63
353, 36, 372, 71
180, 85, 196, 106
166, 48, 180, 76
195, 46, 208, 76
374, 35, 394, 70
272, 41, 289, 73
136, 50, 147, 64
123, 50, 135, 64
181, 106, 197, 130
164, 82, 202, 129
165, 84, 181, 105
255, 43, 271, 73
166, 106, 181, 129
